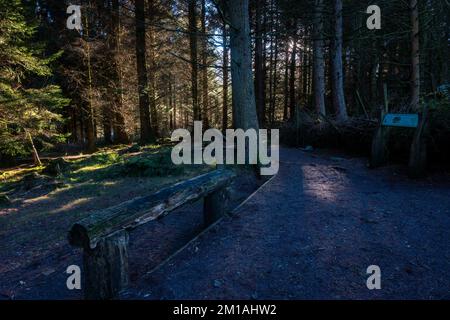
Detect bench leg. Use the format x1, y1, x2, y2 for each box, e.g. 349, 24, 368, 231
83, 230, 129, 300
204, 187, 229, 227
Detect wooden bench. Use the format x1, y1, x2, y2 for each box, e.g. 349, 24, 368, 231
370, 108, 428, 177
68, 169, 236, 299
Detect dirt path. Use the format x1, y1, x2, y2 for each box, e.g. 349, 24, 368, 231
125, 148, 450, 299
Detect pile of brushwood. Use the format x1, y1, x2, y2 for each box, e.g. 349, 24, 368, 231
280, 98, 450, 167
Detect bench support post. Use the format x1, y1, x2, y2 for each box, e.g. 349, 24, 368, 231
83, 230, 129, 300
204, 187, 229, 227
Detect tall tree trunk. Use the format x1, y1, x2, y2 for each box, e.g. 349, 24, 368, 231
201, 0, 209, 128
270, 28, 280, 125
222, 24, 229, 132
331, 0, 348, 121
135, 0, 154, 143
313, 0, 326, 116
283, 41, 289, 121
254, 0, 266, 127
148, 0, 158, 136
111, 0, 129, 144
222, 0, 259, 131
302, 32, 309, 105
189, 0, 200, 121
289, 35, 297, 120
84, 5, 96, 153
410, 0, 420, 111
102, 105, 112, 144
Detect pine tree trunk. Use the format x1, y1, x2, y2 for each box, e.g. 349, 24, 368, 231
331, 0, 348, 121
283, 41, 289, 121
135, 0, 154, 144
27, 131, 42, 167
222, 24, 229, 132
84, 6, 97, 153
201, 0, 209, 128
111, 0, 129, 144
148, 0, 158, 136
222, 0, 259, 131
254, 0, 266, 127
313, 0, 326, 116
410, 0, 420, 111
189, 0, 200, 121
289, 34, 297, 120
271, 28, 279, 125
102, 106, 112, 144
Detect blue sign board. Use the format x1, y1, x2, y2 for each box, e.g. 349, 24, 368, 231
382, 114, 419, 128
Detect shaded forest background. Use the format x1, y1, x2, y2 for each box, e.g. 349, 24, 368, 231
1, 0, 449, 167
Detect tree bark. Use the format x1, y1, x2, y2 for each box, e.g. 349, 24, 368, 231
254, 0, 266, 126
313, 0, 326, 116
201, 0, 209, 128
270, 28, 279, 125
189, 0, 201, 121
283, 41, 289, 121
111, 0, 129, 144
220, 0, 259, 131
135, 0, 154, 143
222, 24, 229, 132
331, 0, 348, 121
27, 131, 42, 167
289, 34, 297, 120
148, 0, 159, 136
84, 7, 97, 153
410, 0, 420, 111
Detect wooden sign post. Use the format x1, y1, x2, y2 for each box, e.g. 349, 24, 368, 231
370, 106, 428, 178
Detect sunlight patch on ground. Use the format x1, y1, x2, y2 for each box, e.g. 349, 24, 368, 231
23, 194, 50, 205
73, 163, 113, 174
49, 197, 93, 214
0, 166, 44, 183
301, 164, 348, 203
101, 181, 117, 187
0, 207, 19, 217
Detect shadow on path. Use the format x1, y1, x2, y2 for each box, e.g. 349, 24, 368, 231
126, 148, 450, 299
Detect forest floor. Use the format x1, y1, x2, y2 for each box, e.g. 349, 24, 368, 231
1, 147, 450, 299
0, 145, 263, 299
